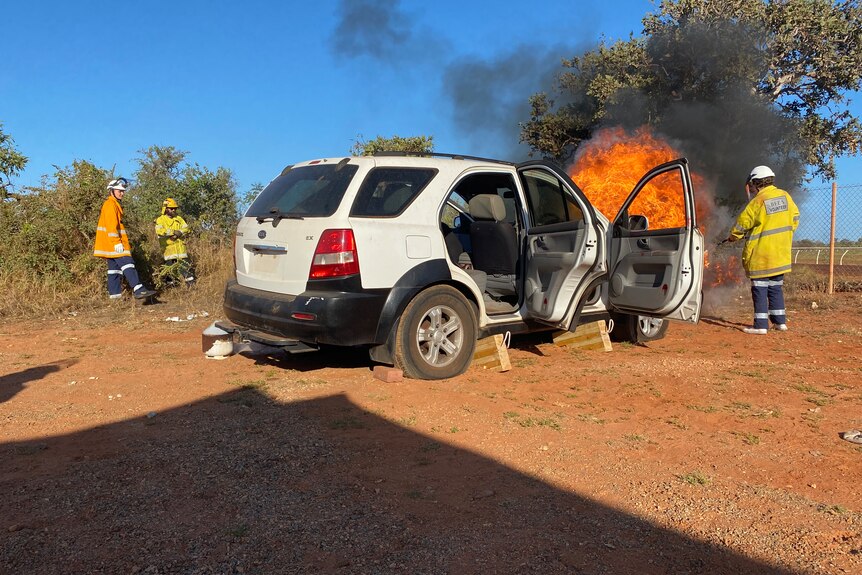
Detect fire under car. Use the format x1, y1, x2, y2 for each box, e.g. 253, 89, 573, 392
218, 152, 705, 379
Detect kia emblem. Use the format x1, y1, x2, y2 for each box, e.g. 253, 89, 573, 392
258, 230, 267, 239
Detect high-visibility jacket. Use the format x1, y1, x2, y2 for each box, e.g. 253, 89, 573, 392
730, 185, 800, 279
155, 213, 190, 260
93, 195, 131, 258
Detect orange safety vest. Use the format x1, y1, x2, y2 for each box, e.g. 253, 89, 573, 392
93, 195, 131, 258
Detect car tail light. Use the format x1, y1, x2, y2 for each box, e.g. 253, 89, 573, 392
232, 233, 238, 272
309, 229, 360, 279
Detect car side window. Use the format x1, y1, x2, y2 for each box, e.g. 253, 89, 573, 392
619, 169, 686, 231
521, 169, 584, 226
350, 168, 438, 217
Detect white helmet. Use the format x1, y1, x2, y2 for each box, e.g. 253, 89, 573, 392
107, 178, 129, 191
748, 166, 775, 182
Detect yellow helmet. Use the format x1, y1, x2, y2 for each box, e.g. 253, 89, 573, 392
163, 198, 179, 209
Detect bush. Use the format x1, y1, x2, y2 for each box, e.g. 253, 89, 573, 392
0, 150, 241, 319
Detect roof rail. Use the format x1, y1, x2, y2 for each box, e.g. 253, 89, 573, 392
371, 151, 515, 166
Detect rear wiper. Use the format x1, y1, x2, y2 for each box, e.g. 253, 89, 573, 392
256, 207, 304, 224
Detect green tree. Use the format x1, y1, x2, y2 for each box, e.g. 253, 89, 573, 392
350, 134, 434, 156
522, 0, 862, 183
0, 123, 28, 199
0, 160, 114, 279
130, 146, 188, 227
238, 183, 264, 216
131, 145, 239, 239
178, 164, 238, 237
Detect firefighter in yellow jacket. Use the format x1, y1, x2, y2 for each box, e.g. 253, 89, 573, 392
724, 166, 800, 334
93, 178, 157, 299
155, 198, 195, 285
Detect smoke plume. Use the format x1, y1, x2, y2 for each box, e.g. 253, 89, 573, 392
442, 45, 584, 162
329, 0, 583, 161
330, 0, 412, 60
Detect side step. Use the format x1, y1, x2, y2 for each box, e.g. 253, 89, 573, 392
215, 320, 319, 354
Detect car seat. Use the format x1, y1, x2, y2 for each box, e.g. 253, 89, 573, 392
467, 194, 518, 298
442, 223, 487, 295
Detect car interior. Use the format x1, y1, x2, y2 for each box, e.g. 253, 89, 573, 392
440, 173, 522, 314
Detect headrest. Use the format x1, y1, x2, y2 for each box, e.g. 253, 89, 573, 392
383, 186, 413, 212
468, 194, 506, 222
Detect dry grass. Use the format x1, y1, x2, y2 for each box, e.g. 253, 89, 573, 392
0, 241, 234, 320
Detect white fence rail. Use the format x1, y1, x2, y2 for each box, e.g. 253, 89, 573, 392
792, 246, 862, 266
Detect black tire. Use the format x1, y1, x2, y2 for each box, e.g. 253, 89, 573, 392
611, 314, 669, 344
394, 285, 477, 380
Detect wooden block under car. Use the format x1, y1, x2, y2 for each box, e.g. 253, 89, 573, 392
553, 320, 612, 352
472, 334, 511, 372
373, 365, 404, 383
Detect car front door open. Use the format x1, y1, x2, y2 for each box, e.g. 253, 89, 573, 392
607, 158, 704, 322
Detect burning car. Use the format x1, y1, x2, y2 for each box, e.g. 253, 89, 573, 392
218, 152, 704, 379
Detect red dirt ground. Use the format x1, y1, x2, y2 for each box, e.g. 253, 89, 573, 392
1, 288, 861, 574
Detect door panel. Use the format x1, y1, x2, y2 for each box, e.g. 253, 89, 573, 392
523, 223, 596, 320
608, 159, 703, 322
517, 164, 603, 324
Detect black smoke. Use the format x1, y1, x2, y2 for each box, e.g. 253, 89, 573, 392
329, 0, 583, 161
442, 45, 584, 162
330, 0, 412, 60
329, 0, 804, 213
599, 19, 806, 206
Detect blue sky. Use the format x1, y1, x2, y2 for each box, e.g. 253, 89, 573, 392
2, 0, 860, 240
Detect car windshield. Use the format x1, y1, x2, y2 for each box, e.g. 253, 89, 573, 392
246, 163, 359, 218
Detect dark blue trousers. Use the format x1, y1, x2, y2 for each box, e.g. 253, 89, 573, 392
750, 274, 786, 329
106, 256, 144, 298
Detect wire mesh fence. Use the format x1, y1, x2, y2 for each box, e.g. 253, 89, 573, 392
793, 182, 862, 292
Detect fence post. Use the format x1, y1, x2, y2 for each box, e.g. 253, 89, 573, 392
828, 182, 837, 294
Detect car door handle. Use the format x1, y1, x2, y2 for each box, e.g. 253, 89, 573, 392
637, 238, 649, 250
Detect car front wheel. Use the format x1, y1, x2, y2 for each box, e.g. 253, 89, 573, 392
395, 286, 477, 380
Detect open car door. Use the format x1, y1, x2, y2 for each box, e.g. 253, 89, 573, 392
518, 163, 605, 326
608, 158, 703, 322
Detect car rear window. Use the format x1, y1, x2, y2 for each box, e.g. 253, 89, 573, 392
246, 163, 360, 218
350, 168, 438, 217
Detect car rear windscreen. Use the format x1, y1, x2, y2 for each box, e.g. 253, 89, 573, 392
246, 163, 360, 218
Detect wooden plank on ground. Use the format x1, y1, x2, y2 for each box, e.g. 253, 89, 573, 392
553, 320, 612, 352
472, 334, 511, 372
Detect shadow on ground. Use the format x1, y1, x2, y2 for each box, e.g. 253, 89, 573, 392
0, 359, 77, 405
1, 388, 798, 574
699, 315, 749, 330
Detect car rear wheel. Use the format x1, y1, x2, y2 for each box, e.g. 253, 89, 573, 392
395, 285, 477, 380
611, 313, 669, 343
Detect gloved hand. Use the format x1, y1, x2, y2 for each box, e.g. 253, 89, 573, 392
114, 243, 125, 253
174, 230, 184, 238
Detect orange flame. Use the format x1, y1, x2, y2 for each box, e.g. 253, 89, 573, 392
567, 126, 742, 287
705, 253, 744, 286
568, 126, 701, 228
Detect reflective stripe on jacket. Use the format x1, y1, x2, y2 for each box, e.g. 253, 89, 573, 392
730, 185, 800, 279
93, 195, 131, 258
155, 214, 190, 260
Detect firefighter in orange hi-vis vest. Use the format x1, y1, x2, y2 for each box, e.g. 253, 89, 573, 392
93, 178, 157, 300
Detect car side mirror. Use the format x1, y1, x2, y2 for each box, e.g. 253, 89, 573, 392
629, 214, 648, 231
453, 215, 461, 228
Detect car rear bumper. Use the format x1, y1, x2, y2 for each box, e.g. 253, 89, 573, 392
222, 279, 389, 347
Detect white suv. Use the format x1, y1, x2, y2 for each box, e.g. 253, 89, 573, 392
219, 153, 704, 379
